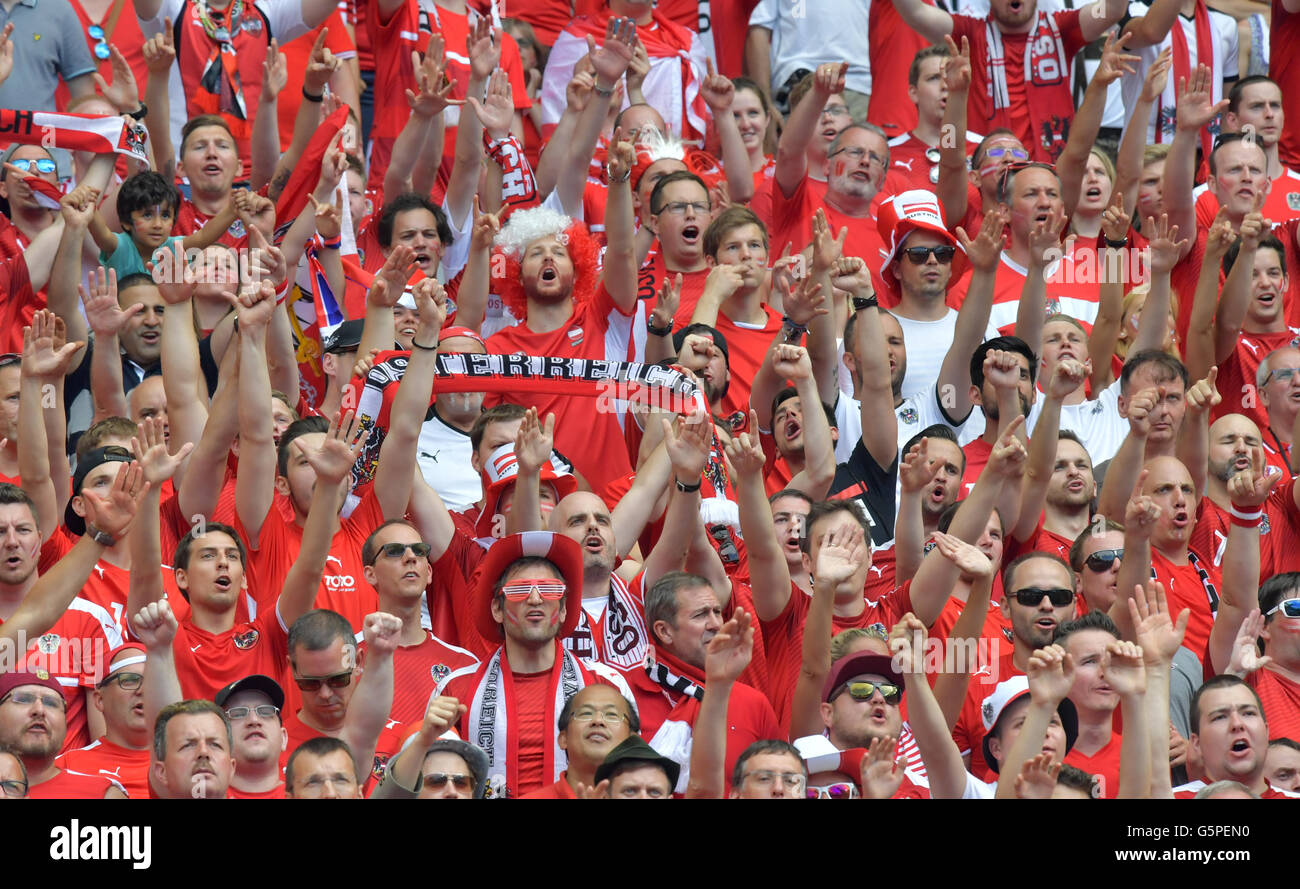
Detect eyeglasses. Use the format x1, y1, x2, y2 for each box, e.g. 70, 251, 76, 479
830, 146, 886, 167
300, 774, 357, 790
1266, 368, 1300, 385
831, 680, 902, 705
0, 691, 65, 710
901, 245, 956, 264
8, 158, 57, 175
87, 24, 110, 60
0, 353, 21, 369
226, 705, 281, 720
1009, 587, 1075, 607
571, 707, 627, 724
657, 201, 710, 217
292, 670, 353, 692
97, 671, 143, 691
367, 541, 432, 565
743, 770, 806, 790
985, 146, 1030, 162
807, 781, 858, 799
819, 105, 850, 119
1266, 598, 1300, 618
1083, 549, 1122, 573
500, 579, 567, 602
0, 779, 27, 799
422, 772, 474, 792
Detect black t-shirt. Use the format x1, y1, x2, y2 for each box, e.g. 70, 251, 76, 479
827, 440, 898, 547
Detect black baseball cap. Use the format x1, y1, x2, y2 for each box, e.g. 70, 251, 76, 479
214, 674, 285, 711
322, 320, 365, 355
65, 446, 133, 536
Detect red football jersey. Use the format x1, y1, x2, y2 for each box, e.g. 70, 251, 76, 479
56, 738, 150, 801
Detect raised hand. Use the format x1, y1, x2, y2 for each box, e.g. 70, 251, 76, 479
1124, 468, 1161, 539
131, 600, 178, 651
232, 188, 276, 238
247, 225, 288, 288
362, 611, 403, 655
260, 39, 288, 101
416, 696, 467, 746
1237, 211, 1268, 252
1227, 608, 1273, 676
830, 255, 872, 297
1126, 579, 1190, 667
412, 276, 448, 342
940, 34, 971, 93
888, 612, 928, 675
1226, 445, 1281, 508
1100, 192, 1131, 244
305, 409, 369, 486
130, 415, 194, 485
810, 208, 848, 272
955, 207, 1008, 273
1203, 209, 1236, 260
606, 126, 635, 184
376, 245, 417, 297
662, 408, 713, 481
233, 279, 277, 330
0, 23, 13, 86
860, 736, 905, 800
704, 607, 754, 685
303, 28, 340, 96
81, 267, 143, 337
1093, 31, 1138, 86
814, 523, 867, 586
676, 332, 713, 373
406, 36, 457, 117
148, 241, 198, 305
1046, 357, 1090, 401
984, 348, 1024, 392
652, 273, 682, 332
95, 44, 142, 112
575, 779, 611, 799
59, 184, 100, 230
21, 309, 84, 380
812, 61, 848, 98
703, 263, 745, 301
80, 461, 150, 539
142, 19, 175, 75
625, 37, 650, 97
1124, 386, 1160, 438
1175, 63, 1228, 133
782, 274, 828, 328
988, 415, 1029, 479
1183, 366, 1220, 416
771, 344, 813, 381
1101, 639, 1147, 697
587, 16, 636, 90
1140, 47, 1172, 104
308, 191, 344, 243
723, 412, 766, 478
1014, 753, 1061, 800
1145, 214, 1190, 275
898, 438, 934, 495
469, 196, 501, 252
1026, 643, 1074, 706
566, 68, 596, 114
466, 16, 501, 81
931, 530, 993, 579
1027, 207, 1066, 268
700, 57, 734, 112
467, 69, 515, 140
514, 407, 556, 474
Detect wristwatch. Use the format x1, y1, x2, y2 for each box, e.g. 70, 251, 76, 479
647, 317, 673, 337
127, 103, 148, 121
852, 294, 878, 312
781, 316, 807, 343
85, 524, 117, 547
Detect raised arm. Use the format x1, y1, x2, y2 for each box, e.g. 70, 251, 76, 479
642, 411, 713, 590
890, 611, 969, 798
251, 40, 288, 191
154, 242, 210, 472
1163, 65, 1228, 260
936, 36, 971, 226
1110, 469, 1159, 639
1121, 0, 1182, 47
1089, 198, 1132, 390
803, 211, 843, 405
944, 208, 1005, 421
1212, 213, 1266, 365
1012, 359, 1089, 543
49, 185, 97, 353
126, 416, 193, 619
1013, 209, 1066, 355
1177, 368, 1220, 501
1209, 452, 1274, 672
1097, 388, 1158, 519
600, 129, 639, 314
893, 439, 932, 585
372, 695, 465, 799
846, 259, 899, 467
889, 0, 953, 42
1103, 640, 1151, 798
686, 609, 754, 799
18, 311, 84, 540
1059, 34, 1136, 217
445, 19, 501, 231
340, 612, 401, 782
1077, 0, 1129, 41
385, 40, 454, 199
1183, 212, 1236, 382
177, 337, 239, 522
930, 532, 995, 729
131, 601, 183, 737
140, 22, 176, 181
1114, 51, 1172, 215
233, 281, 279, 547
995, 644, 1074, 798
774, 62, 844, 197
82, 268, 138, 423
700, 59, 754, 204
728, 415, 793, 622
777, 345, 835, 498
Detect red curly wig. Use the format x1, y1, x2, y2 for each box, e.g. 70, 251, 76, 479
492, 211, 601, 322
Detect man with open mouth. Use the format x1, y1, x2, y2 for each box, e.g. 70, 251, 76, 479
216, 674, 287, 798
1176, 674, 1298, 798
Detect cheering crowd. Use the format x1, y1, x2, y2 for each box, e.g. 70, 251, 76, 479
0, 0, 1298, 801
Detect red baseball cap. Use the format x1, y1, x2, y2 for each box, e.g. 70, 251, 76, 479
473, 532, 584, 643
0, 669, 64, 701
876, 190, 967, 295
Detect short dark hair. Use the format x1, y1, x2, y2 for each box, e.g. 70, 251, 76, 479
1258, 572, 1300, 624
902, 424, 960, 464
1068, 519, 1123, 573
1209, 131, 1266, 176
469, 404, 528, 454
1120, 349, 1189, 394
376, 192, 453, 249
1189, 674, 1265, 735
172, 522, 247, 602
286, 736, 354, 788
1268, 737, 1300, 754
1055, 763, 1097, 797
287, 609, 356, 661
1052, 610, 1120, 646
1001, 551, 1073, 597
1228, 74, 1280, 115
703, 206, 767, 260
153, 699, 231, 760
0, 483, 38, 529
277, 416, 330, 477
644, 571, 713, 645
909, 44, 951, 86
768, 488, 814, 508
771, 387, 837, 434
971, 336, 1037, 391
649, 170, 709, 216
1224, 234, 1287, 277
731, 739, 806, 789
180, 115, 236, 156
117, 273, 158, 294
361, 518, 422, 567
116, 171, 180, 227
800, 501, 872, 553
557, 688, 640, 734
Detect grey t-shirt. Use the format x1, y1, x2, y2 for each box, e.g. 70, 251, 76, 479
0, 0, 96, 111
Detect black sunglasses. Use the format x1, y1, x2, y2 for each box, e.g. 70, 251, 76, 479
901, 245, 956, 264
1084, 549, 1122, 573
366, 541, 432, 565
1009, 587, 1074, 607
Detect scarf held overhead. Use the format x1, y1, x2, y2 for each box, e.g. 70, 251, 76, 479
984, 12, 1072, 160
0, 110, 150, 165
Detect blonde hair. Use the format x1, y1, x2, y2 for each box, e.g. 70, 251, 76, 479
1115, 285, 1180, 363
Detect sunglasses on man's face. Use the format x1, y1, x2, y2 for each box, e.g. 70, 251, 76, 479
368, 541, 432, 565
8, 159, 56, 175
901, 245, 956, 265
1267, 598, 1300, 619
501, 579, 567, 602
1083, 549, 1122, 573
293, 670, 353, 692
423, 772, 474, 792
1009, 587, 1074, 607
832, 680, 902, 705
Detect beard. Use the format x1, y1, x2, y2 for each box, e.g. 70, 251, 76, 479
829, 169, 878, 201
1209, 456, 1247, 484
983, 394, 1031, 422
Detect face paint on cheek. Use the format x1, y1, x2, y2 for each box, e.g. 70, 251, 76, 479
834, 161, 847, 177
549, 611, 560, 627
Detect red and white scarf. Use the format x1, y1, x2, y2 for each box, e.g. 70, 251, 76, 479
565, 573, 650, 671
984, 12, 1072, 160
1163, 0, 1215, 163
466, 642, 633, 797
638, 645, 707, 794
0, 110, 150, 165
192, 0, 251, 140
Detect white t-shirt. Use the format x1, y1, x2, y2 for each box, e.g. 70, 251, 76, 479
416, 407, 479, 512
836, 384, 975, 466
1025, 377, 1127, 467
894, 310, 1001, 402
749, 0, 871, 95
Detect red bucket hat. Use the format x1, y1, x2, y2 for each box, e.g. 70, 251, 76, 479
473, 531, 585, 643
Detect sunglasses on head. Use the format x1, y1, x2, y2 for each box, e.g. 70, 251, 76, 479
501, 579, 567, 602
367, 541, 432, 565
997, 161, 1057, 202
9, 158, 56, 175
902, 244, 956, 264
1266, 598, 1300, 619
1084, 549, 1122, 573
1009, 587, 1074, 607
832, 680, 902, 705
293, 669, 352, 692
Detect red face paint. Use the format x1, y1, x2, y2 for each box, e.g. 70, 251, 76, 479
834, 161, 847, 177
